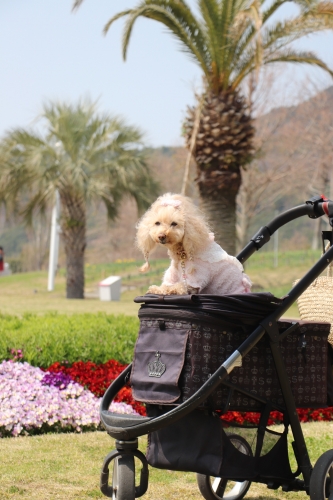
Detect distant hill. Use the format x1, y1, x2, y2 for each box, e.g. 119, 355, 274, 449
242, 85, 333, 247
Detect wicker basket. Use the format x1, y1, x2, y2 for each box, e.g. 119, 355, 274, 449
294, 275, 333, 346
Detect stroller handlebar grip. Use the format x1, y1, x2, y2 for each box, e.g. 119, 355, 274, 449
237, 200, 330, 264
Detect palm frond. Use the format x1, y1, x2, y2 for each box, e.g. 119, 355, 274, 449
262, 4, 333, 51
261, 0, 318, 24
72, 0, 85, 11
198, 0, 221, 80
230, 0, 333, 87
264, 49, 333, 77
104, 1, 210, 75
21, 189, 51, 226
75, 0, 333, 92
235, 0, 263, 77
103, 10, 134, 36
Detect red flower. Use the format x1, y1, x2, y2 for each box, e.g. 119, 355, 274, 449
220, 407, 333, 426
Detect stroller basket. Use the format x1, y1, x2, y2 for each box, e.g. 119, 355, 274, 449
131, 293, 330, 411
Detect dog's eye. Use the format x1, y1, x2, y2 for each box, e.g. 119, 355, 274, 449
155, 221, 160, 226
171, 222, 177, 227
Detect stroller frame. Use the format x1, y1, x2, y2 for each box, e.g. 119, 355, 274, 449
99, 195, 333, 499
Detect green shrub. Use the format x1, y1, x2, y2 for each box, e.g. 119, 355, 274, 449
0, 313, 139, 367
5, 258, 23, 274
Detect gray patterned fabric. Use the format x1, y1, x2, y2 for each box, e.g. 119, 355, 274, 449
178, 320, 330, 409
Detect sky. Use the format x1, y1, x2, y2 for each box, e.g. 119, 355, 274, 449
1, 0, 333, 148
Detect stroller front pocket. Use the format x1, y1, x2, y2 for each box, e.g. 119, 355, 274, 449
130, 319, 189, 404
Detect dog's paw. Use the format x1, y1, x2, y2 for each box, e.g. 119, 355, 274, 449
147, 285, 163, 295
187, 285, 200, 295
147, 283, 188, 295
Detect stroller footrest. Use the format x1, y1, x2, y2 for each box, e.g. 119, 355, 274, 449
100, 410, 152, 428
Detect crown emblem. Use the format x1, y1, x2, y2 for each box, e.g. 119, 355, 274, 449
148, 351, 166, 378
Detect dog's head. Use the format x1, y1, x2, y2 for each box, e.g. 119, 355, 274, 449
136, 193, 211, 271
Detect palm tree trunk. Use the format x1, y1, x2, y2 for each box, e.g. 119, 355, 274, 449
200, 191, 237, 256
185, 89, 254, 257
65, 243, 85, 299
60, 194, 86, 299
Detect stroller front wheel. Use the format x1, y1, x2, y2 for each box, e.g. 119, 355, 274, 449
310, 449, 333, 500
196, 434, 252, 500
111, 455, 135, 500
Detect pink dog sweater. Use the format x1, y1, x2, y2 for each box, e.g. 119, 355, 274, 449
163, 239, 252, 295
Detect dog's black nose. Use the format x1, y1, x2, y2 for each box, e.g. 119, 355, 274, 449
158, 234, 166, 243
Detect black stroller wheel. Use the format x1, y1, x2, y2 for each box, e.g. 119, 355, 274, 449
196, 434, 252, 500
111, 455, 135, 500
310, 449, 333, 500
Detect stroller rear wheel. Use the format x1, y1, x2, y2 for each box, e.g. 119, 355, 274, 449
111, 455, 135, 500
197, 434, 252, 500
310, 449, 333, 500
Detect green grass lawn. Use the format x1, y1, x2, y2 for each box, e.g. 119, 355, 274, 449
0, 422, 332, 500
0, 250, 323, 317
0, 259, 170, 316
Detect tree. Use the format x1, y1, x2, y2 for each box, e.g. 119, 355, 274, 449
0, 99, 159, 298
74, 0, 333, 254
236, 90, 308, 250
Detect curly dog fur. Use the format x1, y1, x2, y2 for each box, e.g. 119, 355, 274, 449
136, 193, 251, 295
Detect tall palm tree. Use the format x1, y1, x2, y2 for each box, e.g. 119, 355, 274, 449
73, 0, 333, 254
0, 99, 158, 298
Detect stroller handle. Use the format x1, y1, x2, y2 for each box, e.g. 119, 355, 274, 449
237, 197, 331, 264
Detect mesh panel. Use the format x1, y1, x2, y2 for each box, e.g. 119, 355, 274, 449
222, 424, 283, 457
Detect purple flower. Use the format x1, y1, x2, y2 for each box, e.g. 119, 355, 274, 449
41, 372, 73, 390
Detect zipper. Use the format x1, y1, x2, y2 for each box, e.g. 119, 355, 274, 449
138, 306, 236, 329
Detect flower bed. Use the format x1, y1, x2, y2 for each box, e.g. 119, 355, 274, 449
45, 360, 146, 416
0, 360, 138, 437
221, 407, 333, 425
45, 360, 333, 424
221, 407, 333, 426
1, 357, 333, 438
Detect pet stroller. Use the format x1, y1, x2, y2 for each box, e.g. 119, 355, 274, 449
99, 195, 333, 500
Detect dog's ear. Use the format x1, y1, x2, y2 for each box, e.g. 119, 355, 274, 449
136, 219, 157, 272
182, 210, 211, 258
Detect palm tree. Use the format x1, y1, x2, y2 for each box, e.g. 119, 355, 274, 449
73, 0, 333, 254
0, 99, 158, 298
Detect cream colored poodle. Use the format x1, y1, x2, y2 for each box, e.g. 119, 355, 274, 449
136, 193, 252, 295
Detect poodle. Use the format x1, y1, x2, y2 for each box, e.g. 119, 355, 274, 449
136, 193, 252, 295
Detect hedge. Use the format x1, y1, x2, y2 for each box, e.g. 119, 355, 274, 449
0, 313, 139, 367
